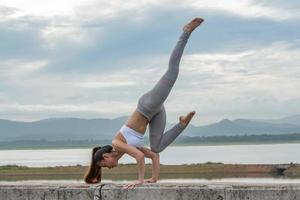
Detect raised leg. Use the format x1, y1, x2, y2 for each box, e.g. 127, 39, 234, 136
148, 104, 187, 153
136, 31, 191, 121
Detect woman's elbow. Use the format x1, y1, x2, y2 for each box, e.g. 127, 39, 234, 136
112, 139, 118, 147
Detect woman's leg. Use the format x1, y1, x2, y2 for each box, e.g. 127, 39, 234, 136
135, 31, 191, 121
148, 104, 186, 153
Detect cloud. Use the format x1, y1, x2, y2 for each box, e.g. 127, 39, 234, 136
72, 81, 136, 89
0, 59, 48, 78
5, 0, 299, 21
0, 101, 135, 122
163, 40, 300, 124
40, 25, 95, 48
1, 0, 90, 17
253, 0, 300, 19
1, 0, 299, 73
0, 0, 299, 124
0, 5, 19, 17
0, 101, 133, 114
187, 0, 300, 21
1, 40, 299, 125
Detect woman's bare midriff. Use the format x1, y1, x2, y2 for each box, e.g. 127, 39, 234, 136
126, 110, 149, 134
113, 110, 149, 142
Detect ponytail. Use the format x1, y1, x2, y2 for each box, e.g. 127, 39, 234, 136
83, 146, 102, 184
83, 145, 113, 184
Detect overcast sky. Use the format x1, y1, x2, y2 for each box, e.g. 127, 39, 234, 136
0, 0, 299, 126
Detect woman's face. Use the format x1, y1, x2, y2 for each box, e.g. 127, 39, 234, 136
99, 153, 118, 168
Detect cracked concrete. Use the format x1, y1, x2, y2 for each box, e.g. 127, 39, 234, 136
0, 182, 300, 200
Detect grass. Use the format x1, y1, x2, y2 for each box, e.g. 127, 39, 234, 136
1, 163, 299, 181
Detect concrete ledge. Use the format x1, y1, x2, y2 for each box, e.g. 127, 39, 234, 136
1, 182, 300, 200
96, 183, 300, 200
0, 184, 95, 200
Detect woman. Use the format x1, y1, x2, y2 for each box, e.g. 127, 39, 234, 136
84, 17, 204, 188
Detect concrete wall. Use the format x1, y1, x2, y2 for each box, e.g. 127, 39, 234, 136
1, 182, 300, 200
96, 183, 300, 200
0, 184, 95, 200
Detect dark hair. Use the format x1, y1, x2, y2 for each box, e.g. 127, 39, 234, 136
83, 145, 113, 184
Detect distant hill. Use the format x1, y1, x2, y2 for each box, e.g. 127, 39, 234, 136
0, 117, 129, 141
249, 115, 300, 126
0, 115, 300, 141
187, 118, 300, 137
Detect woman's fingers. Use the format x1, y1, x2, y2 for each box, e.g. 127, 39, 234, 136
123, 180, 144, 189
123, 182, 137, 189
123, 183, 132, 189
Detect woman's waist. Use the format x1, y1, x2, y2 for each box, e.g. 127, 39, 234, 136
120, 124, 144, 138
125, 110, 148, 133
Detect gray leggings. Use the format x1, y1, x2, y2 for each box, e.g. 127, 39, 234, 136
135, 31, 191, 153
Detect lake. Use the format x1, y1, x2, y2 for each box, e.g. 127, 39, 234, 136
0, 143, 299, 167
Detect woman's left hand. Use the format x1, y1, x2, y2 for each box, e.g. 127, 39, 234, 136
123, 180, 143, 189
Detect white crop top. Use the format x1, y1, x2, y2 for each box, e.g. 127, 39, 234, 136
119, 124, 144, 148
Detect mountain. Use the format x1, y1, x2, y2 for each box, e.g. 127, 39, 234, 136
249, 115, 300, 126
1, 115, 300, 141
187, 118, 300, 137
0, 117, 128, 141
0, 116, 191, 141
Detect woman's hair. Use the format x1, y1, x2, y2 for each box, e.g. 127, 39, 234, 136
83, 145, 113, 184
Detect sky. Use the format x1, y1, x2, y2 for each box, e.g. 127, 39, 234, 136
0, 0, 299, 126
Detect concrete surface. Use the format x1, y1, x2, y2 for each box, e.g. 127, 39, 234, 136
1, 182, 300, 200
0, 184, 95, 200
95, 182, 300, 200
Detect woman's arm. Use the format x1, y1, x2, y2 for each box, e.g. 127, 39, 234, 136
111, 149, 125, 160
112, 139, 145, 188
137, 147, 160, 182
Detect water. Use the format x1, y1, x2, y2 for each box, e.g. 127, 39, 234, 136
0, 143, 299, 167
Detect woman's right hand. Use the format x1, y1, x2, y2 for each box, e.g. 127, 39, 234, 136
123, 180, 144, 189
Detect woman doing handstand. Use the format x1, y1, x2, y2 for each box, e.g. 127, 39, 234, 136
84, 17, 204, 188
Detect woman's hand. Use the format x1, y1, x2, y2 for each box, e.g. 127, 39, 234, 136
123, 180, 144, 189
144, 177, 157, 183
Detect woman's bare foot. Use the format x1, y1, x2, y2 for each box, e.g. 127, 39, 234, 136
179, 111, 196, 127
183, 17, 204, 33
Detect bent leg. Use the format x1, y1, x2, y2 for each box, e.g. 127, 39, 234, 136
136, 31, 191, 121
149, 105, 186, 153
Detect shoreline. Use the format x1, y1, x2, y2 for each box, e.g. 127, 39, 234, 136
1, 140, 300, 150
1, 163, 299, 181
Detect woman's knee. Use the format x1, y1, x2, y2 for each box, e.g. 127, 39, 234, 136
150, 145, 163, 153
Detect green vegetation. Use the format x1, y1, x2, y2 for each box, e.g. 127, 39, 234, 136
1, 133, 300, 150
0, 139, 112, 150
174, 133, 300, 145
0, 163, 299, 181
